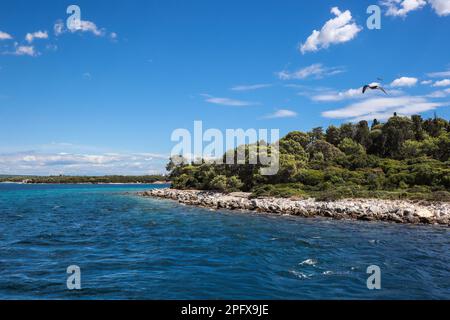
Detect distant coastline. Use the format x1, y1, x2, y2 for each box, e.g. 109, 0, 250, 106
0, 175, 169, 185
140, 188, 450, 226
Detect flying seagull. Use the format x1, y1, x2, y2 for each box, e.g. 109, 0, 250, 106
362, 84, 388, 95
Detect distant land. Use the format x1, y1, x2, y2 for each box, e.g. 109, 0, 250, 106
0, 175, 169, 184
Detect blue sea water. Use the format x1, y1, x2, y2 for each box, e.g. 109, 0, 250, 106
0, 183, 448, 300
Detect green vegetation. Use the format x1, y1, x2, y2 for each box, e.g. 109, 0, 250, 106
0, 175, 168, 184
167, 114, 450, 201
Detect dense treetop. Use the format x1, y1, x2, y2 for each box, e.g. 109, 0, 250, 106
167, 114, 450, 201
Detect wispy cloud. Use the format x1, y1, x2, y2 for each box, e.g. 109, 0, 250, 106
230, 84, 272, 91
311, 87, 363, 102
426, 88, 450, 98
54, 19, 113, 38
54, 20, 64, 36
264, 109, 297, 119
300, 7, 362, 54
427, 69, 450, 78
12, 44, 36, 57
322, 96, 446, 121
25, 30, 48, 43
277, 63, 345, 80
201, 94, 257, 106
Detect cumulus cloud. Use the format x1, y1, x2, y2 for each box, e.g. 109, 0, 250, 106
201, 94, 257, 106
0, 151, 168, 175
390, 76, 418, 87
381, 0, 450, 17
433, 79, 450, 87
0, 31, 12, 40
264, 109, 297, 119
300, 7, 362, 54
381, 0, 427, 17
322, 96, 445, 121
428, 0, 450, 16
277, 63, 345, 80
231, 84, 272, 91
421, 80, 433, 85
25, 30, 48, 43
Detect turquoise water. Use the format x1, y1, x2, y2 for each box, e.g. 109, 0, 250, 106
0, 183, 448, 299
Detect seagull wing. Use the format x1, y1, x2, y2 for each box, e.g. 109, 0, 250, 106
377, 86, 388, 95
362, 85, 370, 94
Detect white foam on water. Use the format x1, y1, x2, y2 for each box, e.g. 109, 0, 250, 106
299, 259, 318, 266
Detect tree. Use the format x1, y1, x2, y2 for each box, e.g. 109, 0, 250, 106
354, 120, 370, 148
423, 117, 449, 137
338, 138, 365, 156
309, 127, 324, 142
382, 116, 414, 157
411, 115, 425, 140
371, 119, 380, 129
210, 175, 228, 192
283, 131, 310, 149
339, 123, 356, 140
306, 140, 343, 162
400, 140, 423, 159
325, 125, 341, 146
279, 138, 308, 162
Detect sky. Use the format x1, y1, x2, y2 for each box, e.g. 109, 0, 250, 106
0, 0, 449, 175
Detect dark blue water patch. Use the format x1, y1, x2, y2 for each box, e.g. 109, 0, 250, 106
0, 183, 448, 299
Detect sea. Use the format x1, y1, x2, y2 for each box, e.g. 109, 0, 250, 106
0, 183, 448, 299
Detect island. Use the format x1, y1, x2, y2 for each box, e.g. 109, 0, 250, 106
141, 114, 450, 225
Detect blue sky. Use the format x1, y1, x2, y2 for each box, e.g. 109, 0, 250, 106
0, 0, 449, 175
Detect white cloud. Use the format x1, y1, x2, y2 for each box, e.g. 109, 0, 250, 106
201, 94, 257, 106
0, 151, 168, 175
427, 70, 450, 78
428, 0, 450, 16
13, 45, 36, 57
311, 88, 363, 102
231, 84, 272, 91
390, 76, 418, 87
322, 96, 445, 121
54, 19, 109, 37
54, 20, 64, 36
421, 80, 433, 85
426, 88, 450, 98
433, 79, 450, 87
0, 31, 12, 40
76, 20, 104, 36
277, 63, 345, 80
264, 109, 297, 119
300, 7, 362, 54
381, 0, 450, 17
25, 30, 48, 43
381, 0, 427, 17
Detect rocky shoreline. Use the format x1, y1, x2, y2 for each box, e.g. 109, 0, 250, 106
139, 188, 450, 225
